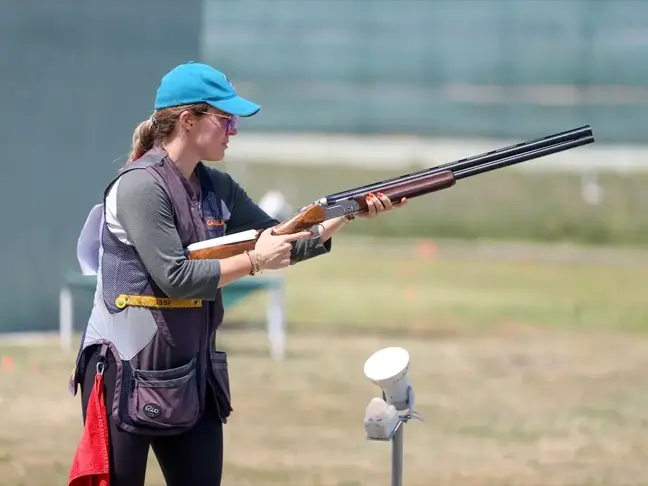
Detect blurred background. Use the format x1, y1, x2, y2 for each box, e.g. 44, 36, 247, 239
1, 1, 648, 485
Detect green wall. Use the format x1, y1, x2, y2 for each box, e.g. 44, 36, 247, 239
203, 0, 647, 144
3, 0, 647, 333
0, 0, 203, 332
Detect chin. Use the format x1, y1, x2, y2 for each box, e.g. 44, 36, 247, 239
204, 151, 225, 163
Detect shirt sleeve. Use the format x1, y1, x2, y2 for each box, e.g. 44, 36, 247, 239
215, 169, 332, 264
114, 169, 223, 300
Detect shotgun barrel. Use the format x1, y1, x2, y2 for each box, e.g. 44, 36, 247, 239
453, 135, 594, 180
326, 135, 595, 208
325, 125, 594, 205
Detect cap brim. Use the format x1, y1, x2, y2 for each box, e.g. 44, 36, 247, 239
207, 96, 261, 117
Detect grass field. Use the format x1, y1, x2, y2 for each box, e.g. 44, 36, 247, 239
1, 237, 648, 486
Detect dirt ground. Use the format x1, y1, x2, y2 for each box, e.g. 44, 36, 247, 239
1, 326, 648, 486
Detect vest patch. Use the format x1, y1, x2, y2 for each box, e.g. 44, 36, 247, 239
143, 403, 161, 419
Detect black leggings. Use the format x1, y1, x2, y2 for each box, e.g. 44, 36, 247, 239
80, 348, 224, 486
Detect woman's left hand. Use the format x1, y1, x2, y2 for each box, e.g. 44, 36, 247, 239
355, 192, 408, 220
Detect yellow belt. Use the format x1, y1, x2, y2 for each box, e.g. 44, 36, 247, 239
115, 294, 203, 309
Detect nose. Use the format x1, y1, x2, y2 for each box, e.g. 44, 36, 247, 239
228, 115, 239, 136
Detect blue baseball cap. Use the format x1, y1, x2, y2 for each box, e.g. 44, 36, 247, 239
154, 61, 261, 117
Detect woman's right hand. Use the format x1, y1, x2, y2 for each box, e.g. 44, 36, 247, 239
253, 227, 313, 270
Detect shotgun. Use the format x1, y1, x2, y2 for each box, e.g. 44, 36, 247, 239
187, 125, 594, 260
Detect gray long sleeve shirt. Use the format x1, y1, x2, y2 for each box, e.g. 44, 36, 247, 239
106, 167, 331, 300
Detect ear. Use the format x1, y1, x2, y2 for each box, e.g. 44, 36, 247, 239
178, 110, 195, 132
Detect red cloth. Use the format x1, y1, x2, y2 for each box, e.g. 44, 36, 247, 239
68, 372, 111, 486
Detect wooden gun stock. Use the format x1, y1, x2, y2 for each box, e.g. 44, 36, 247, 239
187, 239, 258, 260
186, 172, 457, 261
188, 205, 328, 260
272, 204, 327, 235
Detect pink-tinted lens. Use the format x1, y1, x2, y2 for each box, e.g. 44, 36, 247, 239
229, 115, 239, 132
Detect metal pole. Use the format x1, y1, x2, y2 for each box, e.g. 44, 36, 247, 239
59, 286, 73, 354
391, 420, 404, 486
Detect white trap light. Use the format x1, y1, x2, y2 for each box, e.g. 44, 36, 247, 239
364, 346, 413, 412
363, 347, 423, 486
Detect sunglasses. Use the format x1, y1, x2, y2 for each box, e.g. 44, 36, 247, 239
199, 111, 238, 133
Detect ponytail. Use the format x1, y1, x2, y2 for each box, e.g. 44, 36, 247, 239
126, 102, 210, 163
128, 118, 157, 163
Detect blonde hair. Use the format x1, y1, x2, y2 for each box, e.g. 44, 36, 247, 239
128, 102, 210, 162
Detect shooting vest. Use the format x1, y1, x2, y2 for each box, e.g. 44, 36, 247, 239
69, 147, 232, 436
